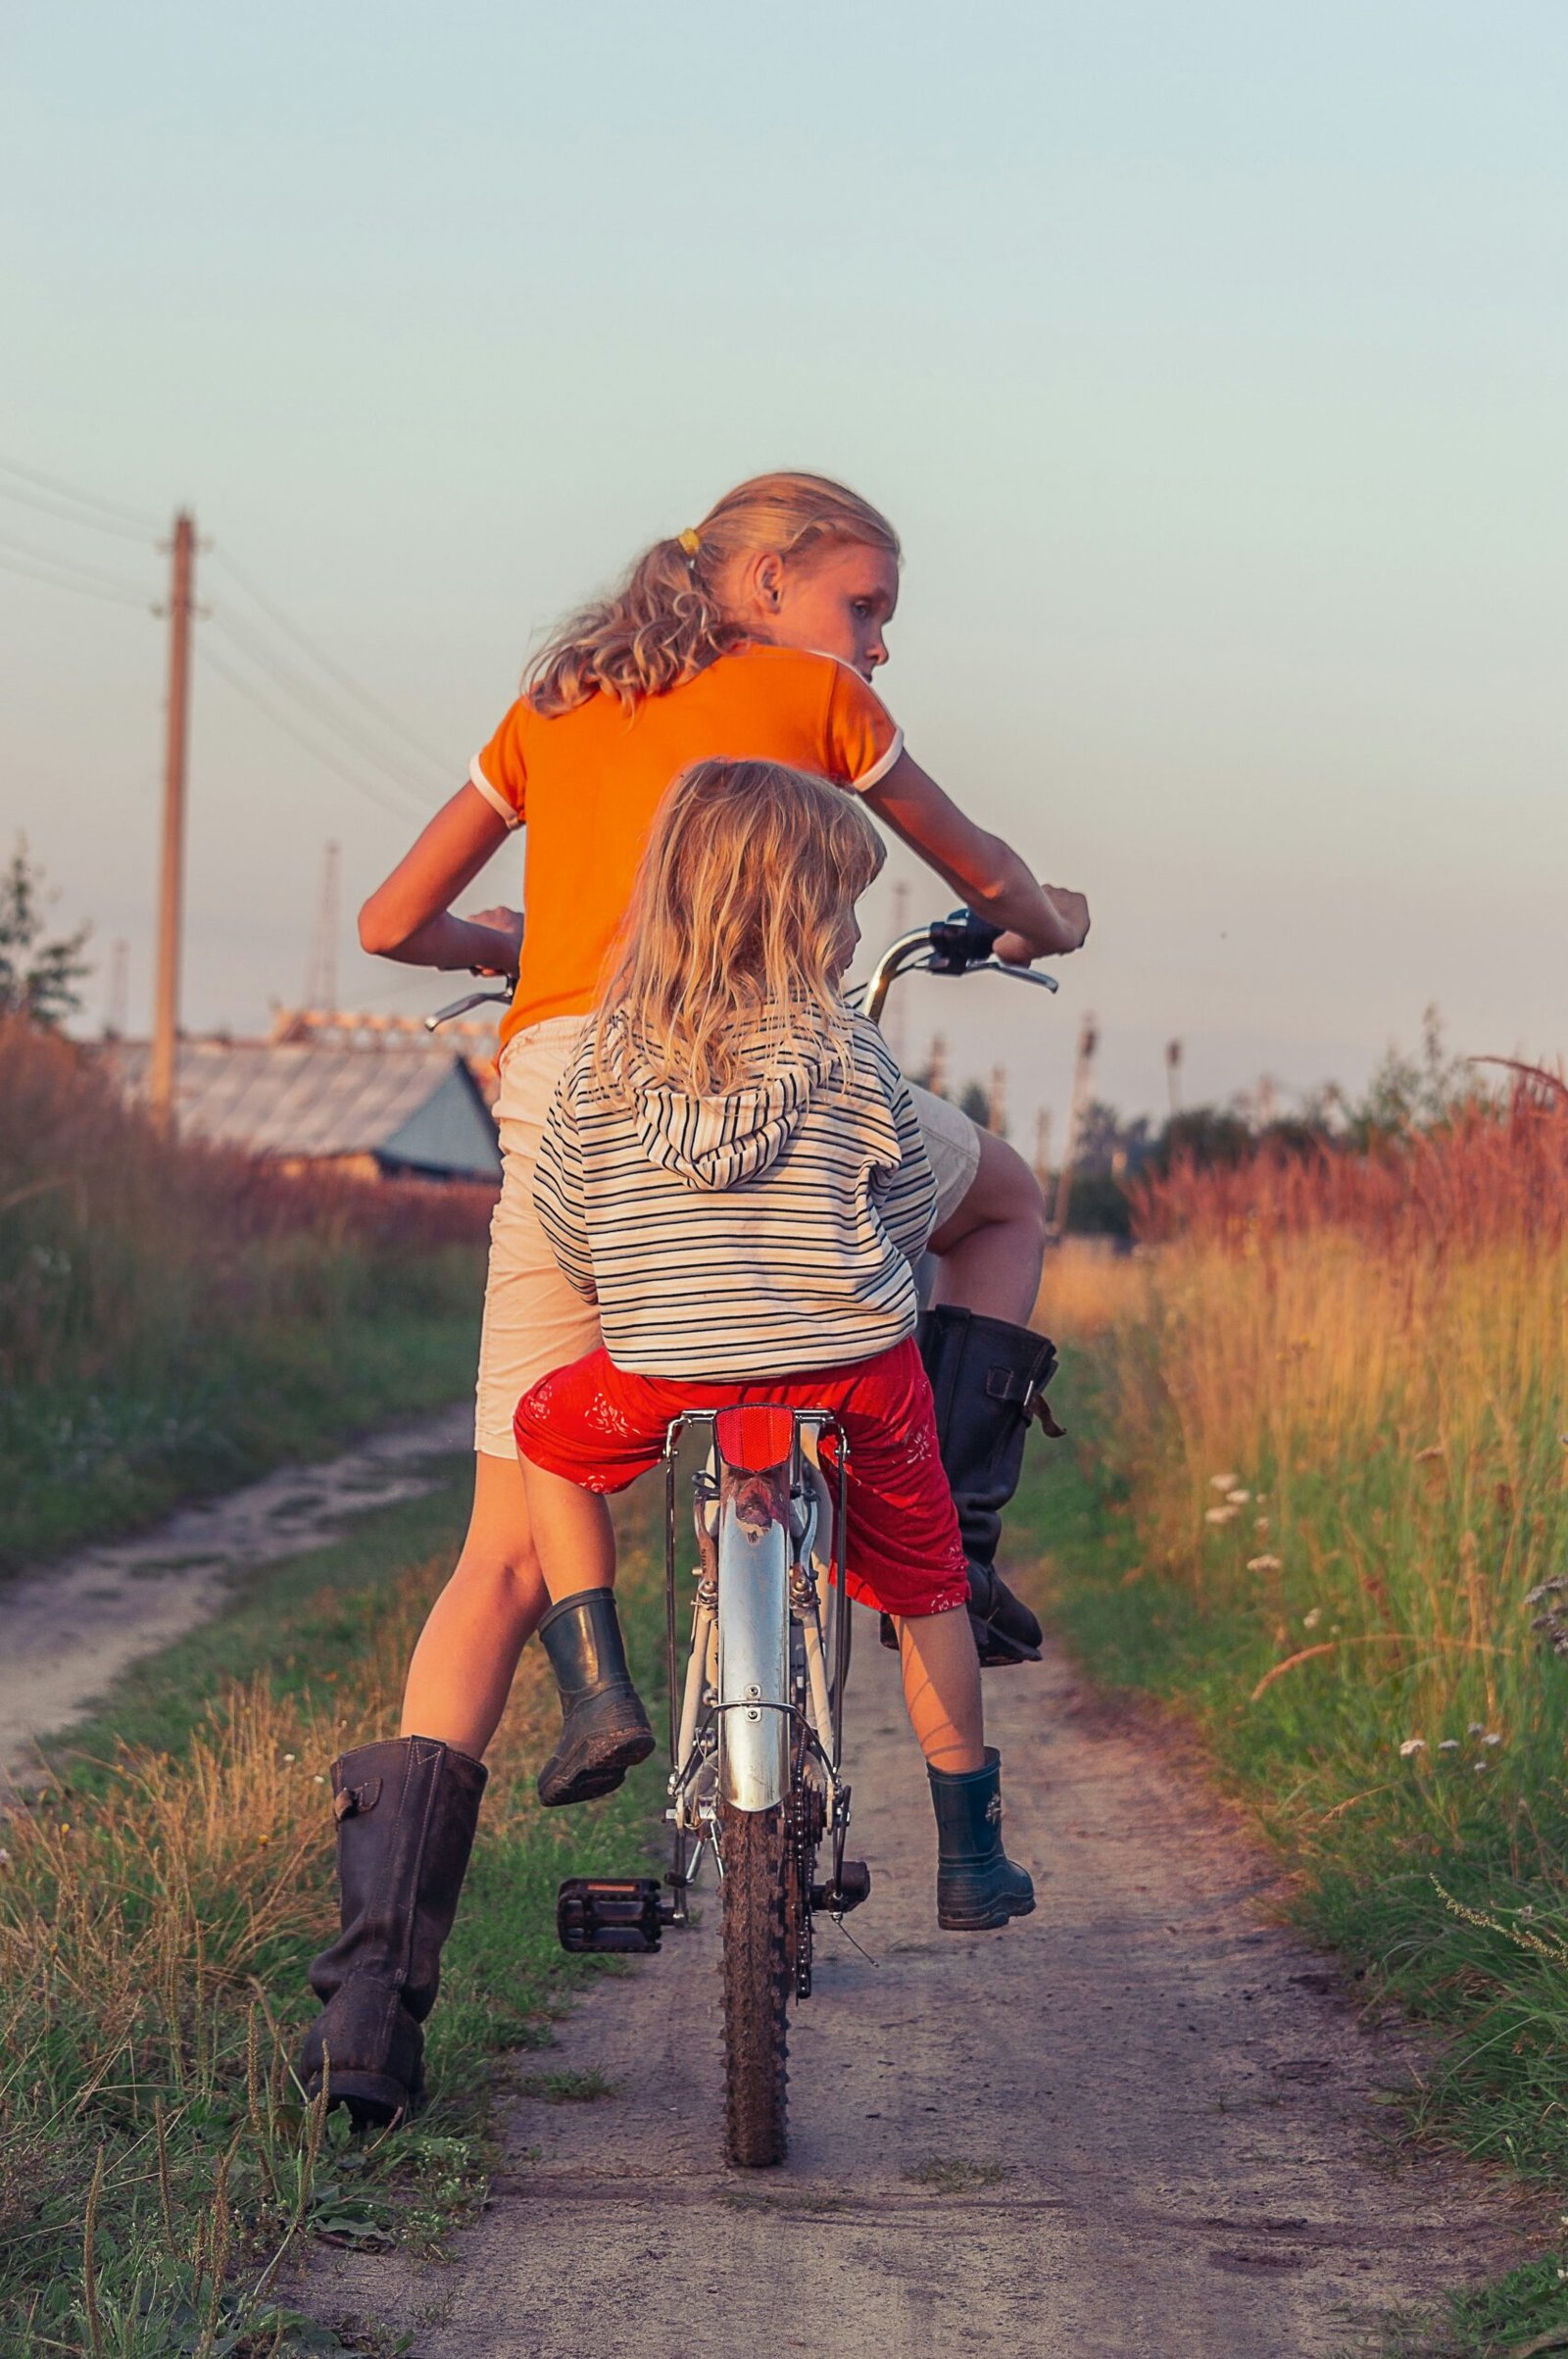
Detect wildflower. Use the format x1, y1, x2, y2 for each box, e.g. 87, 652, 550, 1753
1209, 1473, 1239, 1492
1474, 1761, 1490, 1775
1226, 1488, 1251, 1505
1483, 1732, 1502, 1746
1468, 1721, 1485, 1736
1300, 1602, 1320, 1626
1398, 1738, 1426, 1758
282, 1752, 297, 1764
1438, 1740, 1460, 1752
1254, 1516, 1271, 1535
1204, 1505, 1238, 1526
314, 1773, 326, 1785
1247, 1554, 1283, 1574
0, 1848, 10, 1868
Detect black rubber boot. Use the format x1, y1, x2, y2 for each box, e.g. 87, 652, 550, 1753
536, 1588, 655, 1808
929, 1746, 1036, 1932
894, 1306, 1059, 1666
299, 1735, 487, 2128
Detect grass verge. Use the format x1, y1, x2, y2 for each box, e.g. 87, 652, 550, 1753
1014, 1352, 1567, 2356
1, 1454, 669, 2357
1, 1281, 483, 1571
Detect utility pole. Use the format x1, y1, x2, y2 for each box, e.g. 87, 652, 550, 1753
884, 877, 910, 1060
1051, 1010, 1098, 1240
1032, 1105, 1053, 1189
1165, 1037, 1183, 1120
305, 839, 341, 1010
104, 939, 128, 1039
148, 511, 195, 1132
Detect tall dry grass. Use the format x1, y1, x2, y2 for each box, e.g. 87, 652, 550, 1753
0, 1017, 492, 1561
1096, 1091, 1568, 1822
0, 1017, 490, 1398
0, 1509, 665, 2354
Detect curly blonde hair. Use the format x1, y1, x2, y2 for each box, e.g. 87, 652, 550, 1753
591, 758, 885, 1100
527, 471, 900, 716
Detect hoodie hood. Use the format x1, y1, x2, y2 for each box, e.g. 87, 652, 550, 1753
611, 1019, 828, 1192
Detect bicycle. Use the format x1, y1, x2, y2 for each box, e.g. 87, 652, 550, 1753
430, 909, 1057, 2167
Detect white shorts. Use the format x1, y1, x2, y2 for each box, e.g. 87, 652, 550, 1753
472, 1024, 985, 1457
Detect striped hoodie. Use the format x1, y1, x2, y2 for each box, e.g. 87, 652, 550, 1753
532, 1010, 936, 1380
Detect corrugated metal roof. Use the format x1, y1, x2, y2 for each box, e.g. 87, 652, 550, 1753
105, 1038, 501, 1180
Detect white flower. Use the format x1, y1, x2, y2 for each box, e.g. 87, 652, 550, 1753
1204, 1504, 1238, 1525
1254, 1516, 1271, 1534
1468, 1722, 1485, 1737
1209, 1473, 1239, 1492
1398, 1738, 1426, 1757
1226, 1489, 1251, 1505
1300, 1603, 1320, 1626
1247, 1554, 1283, 1574
313, 1773, 326, 1785
1438, 1740, 1460, 1752
1474, 1761, 1490, 1775
282, 1752, 297, 1764
1483, 1732, 1502, 1746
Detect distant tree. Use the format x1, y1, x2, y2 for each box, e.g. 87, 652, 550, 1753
0, 839, 91, 1029
1351, 1006, 1481, 1139
1075, 1098, 1152, 1176
958, 1080, 990, 1128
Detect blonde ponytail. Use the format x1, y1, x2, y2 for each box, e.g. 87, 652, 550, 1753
526, 471, 901, 715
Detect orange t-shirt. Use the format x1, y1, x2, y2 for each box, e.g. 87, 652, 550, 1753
469, 644, 904, 1046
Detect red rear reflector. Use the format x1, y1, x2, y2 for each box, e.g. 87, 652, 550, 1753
715, 1404, 795, 1473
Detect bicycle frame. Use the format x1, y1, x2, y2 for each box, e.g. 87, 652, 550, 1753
660, 1408, 852, 1921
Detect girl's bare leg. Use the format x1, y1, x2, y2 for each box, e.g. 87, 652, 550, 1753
926, 1125, 1048, 1325
517, 1460, 616, 1603
399, 1452, 550, 1760
893, 1607, 985, 1774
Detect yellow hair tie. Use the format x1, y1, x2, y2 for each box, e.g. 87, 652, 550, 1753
676, 528, 702, 558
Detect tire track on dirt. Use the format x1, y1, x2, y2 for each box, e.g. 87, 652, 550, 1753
307, 1630, 1539, 2356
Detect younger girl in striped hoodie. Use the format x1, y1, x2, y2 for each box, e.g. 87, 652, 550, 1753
512, 757, 1035, 1933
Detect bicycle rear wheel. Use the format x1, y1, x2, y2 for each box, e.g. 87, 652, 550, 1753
719, 1794, 790, 2167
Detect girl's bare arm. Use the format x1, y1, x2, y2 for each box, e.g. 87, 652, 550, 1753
359, 784, 522, 972
862, 753, 1089, 961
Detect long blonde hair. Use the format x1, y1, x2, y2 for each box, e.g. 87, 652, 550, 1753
527, 471, 901, 716
592, 759, 885, 1100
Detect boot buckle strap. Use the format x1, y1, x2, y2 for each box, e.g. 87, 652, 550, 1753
334, 1775, 382, 1821
983, 1363, 1066, 1439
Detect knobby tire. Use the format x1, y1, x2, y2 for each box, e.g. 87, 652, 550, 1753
719, 1795, 790, 2167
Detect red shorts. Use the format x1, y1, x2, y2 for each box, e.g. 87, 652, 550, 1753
514, 1336, 968, 1621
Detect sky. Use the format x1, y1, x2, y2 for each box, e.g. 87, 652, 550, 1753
3, 1, 1565, 1145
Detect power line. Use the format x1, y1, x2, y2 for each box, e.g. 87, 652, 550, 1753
209, 544, 456, 775
207, 604, 444, 803
0, 453, 162, 532
198, 639, 431, 825
0, 544, 156, 610
0, 528, 158, 601
0, 474, 159, 545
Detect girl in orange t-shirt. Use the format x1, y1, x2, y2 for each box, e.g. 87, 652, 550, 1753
299, 472, 1087, 2129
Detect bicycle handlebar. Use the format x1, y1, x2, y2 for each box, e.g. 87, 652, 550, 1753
425, 908, 1058, 1034
858, 909, 1058, 1028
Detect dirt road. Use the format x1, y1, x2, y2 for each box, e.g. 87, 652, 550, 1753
0, 1403, 470, 1787
311, 1634, 1534, 2358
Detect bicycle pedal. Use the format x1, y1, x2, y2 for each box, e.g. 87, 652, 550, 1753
556, 1876, 674, 1955
811, 1860, 871, 1916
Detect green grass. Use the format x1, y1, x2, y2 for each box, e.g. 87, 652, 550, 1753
1, 1275, 484, 1571
1, 1461, 671, 2357
1016, 1352, 1568, 2354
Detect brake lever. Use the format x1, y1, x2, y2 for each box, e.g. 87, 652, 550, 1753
425, 985, 514, 1030
967, 959, 1058, 993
